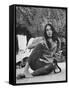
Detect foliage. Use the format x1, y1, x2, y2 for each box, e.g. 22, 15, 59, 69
16, 6, 66, 37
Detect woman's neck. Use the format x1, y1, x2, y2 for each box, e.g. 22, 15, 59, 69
48, 38, 53, 43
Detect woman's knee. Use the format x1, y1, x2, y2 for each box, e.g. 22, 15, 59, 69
29, 43, 43, 57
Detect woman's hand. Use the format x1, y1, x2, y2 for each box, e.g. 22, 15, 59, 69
55, 50, 62, 58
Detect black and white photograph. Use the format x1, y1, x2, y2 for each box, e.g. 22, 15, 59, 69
15, 5, 67, 84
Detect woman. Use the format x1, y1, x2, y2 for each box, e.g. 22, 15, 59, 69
17, 24, 61, 79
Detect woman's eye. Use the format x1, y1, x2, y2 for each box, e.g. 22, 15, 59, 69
46, 29, 51, 31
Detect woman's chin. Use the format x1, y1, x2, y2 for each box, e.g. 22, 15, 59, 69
48, 36, 52, 38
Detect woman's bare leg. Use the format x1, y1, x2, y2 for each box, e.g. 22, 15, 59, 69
23, 62, 33, 77
17, 62, 33, 79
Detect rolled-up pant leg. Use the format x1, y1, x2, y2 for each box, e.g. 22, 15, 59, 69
27, 43, 55, 76
32, 63, 55, 76
28, 43, 45, 70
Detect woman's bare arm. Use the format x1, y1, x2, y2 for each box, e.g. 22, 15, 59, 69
27, 37, 44, 49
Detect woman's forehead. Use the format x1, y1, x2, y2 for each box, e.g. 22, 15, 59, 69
46, 25, 51, 29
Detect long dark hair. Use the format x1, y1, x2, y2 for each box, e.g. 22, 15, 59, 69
44, 24, 59, 49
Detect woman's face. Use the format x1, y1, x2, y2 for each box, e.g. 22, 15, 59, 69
45, 25, 53, 37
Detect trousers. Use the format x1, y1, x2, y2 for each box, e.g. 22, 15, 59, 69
27, 43, 56, 76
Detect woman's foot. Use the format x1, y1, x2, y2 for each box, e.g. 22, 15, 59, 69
17, 71, 33, 79
24, 71, 33, 78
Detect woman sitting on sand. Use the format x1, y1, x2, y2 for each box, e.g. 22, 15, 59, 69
17, 24, 61, 79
